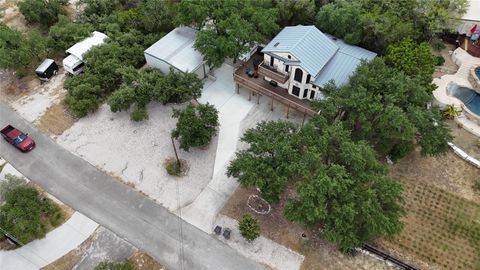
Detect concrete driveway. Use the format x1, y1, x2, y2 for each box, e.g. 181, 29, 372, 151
0, 102, 265, 270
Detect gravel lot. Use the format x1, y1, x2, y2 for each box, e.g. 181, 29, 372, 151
57, 103, 218, 212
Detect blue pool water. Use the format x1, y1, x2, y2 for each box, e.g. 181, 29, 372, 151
447, 84, 480, 116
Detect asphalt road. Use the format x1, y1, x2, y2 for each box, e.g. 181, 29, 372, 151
0, 103, 264, 270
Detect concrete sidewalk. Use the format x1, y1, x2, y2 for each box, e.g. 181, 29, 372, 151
0, 212, 98, 270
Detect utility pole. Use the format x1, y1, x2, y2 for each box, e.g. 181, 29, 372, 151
171, 136, 180, 166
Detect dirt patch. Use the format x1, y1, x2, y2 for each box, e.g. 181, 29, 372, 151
447, 119, 480, 161
221, 187, 394, 270
129, 251, 166, 270
36, 102, 76, 136
0, 0, 29, 32
390, 149, 480, 204
41, 232, 96, 270
377, 179, 480, 270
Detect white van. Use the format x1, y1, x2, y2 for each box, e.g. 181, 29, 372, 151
63, 31, 108, 75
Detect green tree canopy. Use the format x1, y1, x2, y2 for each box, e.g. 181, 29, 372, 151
227, 121, 300, 203
48, 15, 94, 51
18, 0, 68, 27
227, 116, 405, 251
0, 24, 47, 76
0, 186, 61, 244
316, 0, 467, 53
314, 58, 451, 160
284, 117, 404, 252
275, 0, 316, 27
176, 0, 279, 67
172, 103, 219, 151
108, 68, 203, 121
385, 38, 436, 91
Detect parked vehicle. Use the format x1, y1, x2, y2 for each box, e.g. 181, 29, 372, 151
63, 31, 108, 75
1, 125, 35, 152
35, 59, 59, 82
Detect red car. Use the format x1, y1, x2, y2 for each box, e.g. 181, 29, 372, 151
1, 125, 35, 152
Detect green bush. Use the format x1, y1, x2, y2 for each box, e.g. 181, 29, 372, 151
130, 106, 149, 122
94, 260, 135, 270
238, 214, 260, 241
432, 41, 446, 51
172, 103, 219, 151
0, 174, 27, 198
50, 211, 64, 227
18, 0, 68, 27
436, 55, 445, 66
0, 186, 49, 243
166, 160, 182, 176
48, 16, 94, 51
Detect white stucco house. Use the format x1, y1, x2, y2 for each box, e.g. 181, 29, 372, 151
259, 25, 376, 100
144, 27, 210, 79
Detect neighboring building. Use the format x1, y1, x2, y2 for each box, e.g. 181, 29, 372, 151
260, 25, 376, 100
63, 31, 108, 75
144, 27, 209, 79
457, 0, 480, 35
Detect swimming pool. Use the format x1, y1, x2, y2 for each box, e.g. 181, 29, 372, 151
475, 66, 480, 80
447, 84, 480, 116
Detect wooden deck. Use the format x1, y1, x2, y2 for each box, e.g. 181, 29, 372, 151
233, 58, 317, 118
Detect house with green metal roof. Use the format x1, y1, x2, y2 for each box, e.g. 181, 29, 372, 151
260, 25, 376, 100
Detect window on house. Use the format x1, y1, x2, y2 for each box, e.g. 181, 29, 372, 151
309, 90, 315, 100
294, 68, 303, 82
292, 86, 300, 97
303, 88, 308, 98
270, 56, 274, 67
306, 74, 311, 83
285, 65, 289, 72
288, 55, 291, 59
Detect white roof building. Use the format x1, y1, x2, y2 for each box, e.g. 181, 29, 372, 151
144, 27, 209, 79
66, 31, 108, 60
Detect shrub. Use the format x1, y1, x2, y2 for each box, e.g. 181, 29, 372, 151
0, 186, 50, 243
0, 174, 27, 197
166, 160, 182, 176
443, 104, 460, 120
172, 103, 219, 151
432, 41, 446, 51
436, 55, 445, 66
130, 106, 149, 122
50, 211, 64, 227
18, 0, 68, 27
238, 214, 260, 241
94, 260, 135, 270
65, 83, 102, 117
48, 15, 94, 51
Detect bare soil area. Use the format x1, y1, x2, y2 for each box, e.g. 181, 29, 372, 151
221, 187, 394, 270
390, 149, 480, 204
377, 150, 480, 270
432, 42, 458, 78
129, 251, 166, 270
447, 119, 480, 161
36, 102, 76, 136
0, 0, 29, 32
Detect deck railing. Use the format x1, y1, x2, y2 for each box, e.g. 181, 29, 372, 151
233, 73, 317, 116
258, 63, 289, 84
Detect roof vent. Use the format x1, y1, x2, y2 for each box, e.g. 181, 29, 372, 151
274, 42, 280, 47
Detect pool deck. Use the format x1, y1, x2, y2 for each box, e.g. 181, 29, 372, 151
433, 47, 480, 137
433, 48, 480, 109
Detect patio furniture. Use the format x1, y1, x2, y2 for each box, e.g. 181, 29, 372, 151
214, 225, 222, 235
